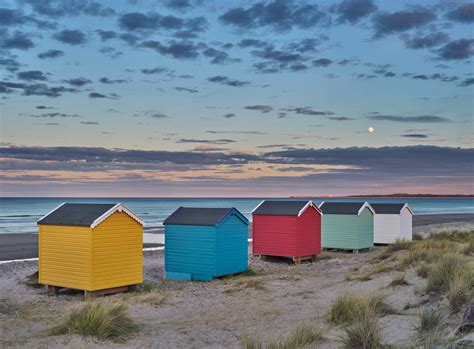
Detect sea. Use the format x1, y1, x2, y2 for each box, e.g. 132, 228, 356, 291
0, 197, 473, 234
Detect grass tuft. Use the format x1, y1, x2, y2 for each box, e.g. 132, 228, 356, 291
416, 263, 431, 279
329, 293, 395, 326
412, 232, 424, 241
227, 278, 265, 293
342, 309, 382, 349
462, 239, 474, 255
428, 230, 473, 243
240, 322, 323, 349
425, 253, 473, 311
426, 254, 467, 293
414, 307, 443, 347
136, 292, 166, 306
50, 302, 138, 341
447, 273, 472, 312
138, 280, 158, 293
396, 240, 459, 269
389, 273, 409, 287
386, 239, 412, 253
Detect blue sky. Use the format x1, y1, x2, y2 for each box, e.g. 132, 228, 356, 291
0, 0, 473, 196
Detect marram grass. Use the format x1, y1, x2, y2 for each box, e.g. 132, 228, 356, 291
50, 302, 138, 341
240, 322, 323, 349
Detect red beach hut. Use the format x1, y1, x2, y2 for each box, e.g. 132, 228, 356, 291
251, 200, 322, 263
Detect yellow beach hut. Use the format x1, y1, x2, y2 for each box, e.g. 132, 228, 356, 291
37, 203, 144, 296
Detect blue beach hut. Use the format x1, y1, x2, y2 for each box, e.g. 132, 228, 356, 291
163, 207, 249, 281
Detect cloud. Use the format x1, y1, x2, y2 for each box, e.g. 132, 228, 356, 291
80, 121, 99, 125
313, 58, 332, 67
96, 30, 117, 41
118, 12, 207, 33
176, 138, 237, 144
99, 77, 127, 84
458, 77, 474, 87
245, 105, 273, 113
2, 145, 471, 194
36, 105, 54, 109
141, 66, 168, 75
206, 130, 267, 135
219, 1, 326, 31
52, 29, 86, 45
139, 40, 200, 59
436, 39, 474, 60
402, 133, 428, 138
175, 86, 198, 93
0, 56, 21, 72
192, 145, 230, 152
285, 38, 322, 53
251, 47, 303, 63
88, 92, 113, 99
0, 81, 77, 97
17, 70, 48, 81
202, 47, 240, 64
372, 7, 436, 38
257, 144, 290, 149
135, 110, 169, 118
238, 39, 269, 48
335, 0, 377, 24
328, 116, 353, 121
446, 3, 474, 23
223, 113, 236, 118
161, 0, 196, 11
282, 107, 334, 116
0, 30, 35, 50
401, 31, 449, 49
0, 7, 56, 29
25, 112, 81, 118
64, 77, 91, 86
368, 114, 451, 123
20, 0, 115, 18
208, 75, 250, 87
37, 49, 64, 59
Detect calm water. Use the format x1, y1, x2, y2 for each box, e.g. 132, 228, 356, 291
0, 197, 472, 234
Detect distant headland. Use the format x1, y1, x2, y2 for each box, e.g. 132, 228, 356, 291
289, 193, 474, 198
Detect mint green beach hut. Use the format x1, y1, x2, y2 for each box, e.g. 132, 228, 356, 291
319, 202, 375, 250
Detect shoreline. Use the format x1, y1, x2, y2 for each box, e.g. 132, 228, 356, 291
0, 213, 472, 261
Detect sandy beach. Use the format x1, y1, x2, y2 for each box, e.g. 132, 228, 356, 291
1, 213, 473, 262
0, 216, 473, 348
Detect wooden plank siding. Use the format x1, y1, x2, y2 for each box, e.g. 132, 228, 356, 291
38, 225, 92, 290
321, 214, 358, 249
357, 207, 374, 249
296, 206, 321, 256
165, 225, 216, 279
322, 209, 374, 249
215, 213, 248, 276
252, 215, 298, 256
91, 211, 143, 290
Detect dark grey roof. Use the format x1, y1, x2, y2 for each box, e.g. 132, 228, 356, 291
38, 203, 116, 227
163, 207, 248, 226
370, 203, 406, 214
252, 201, 312, 216
319, 202, 368, 215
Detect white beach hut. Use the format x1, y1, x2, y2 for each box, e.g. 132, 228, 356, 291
371, 203, 413, 244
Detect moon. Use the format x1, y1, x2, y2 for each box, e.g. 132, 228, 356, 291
368, 127, 375, 133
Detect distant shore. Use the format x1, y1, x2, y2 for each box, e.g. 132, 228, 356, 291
0, 213, 472, 262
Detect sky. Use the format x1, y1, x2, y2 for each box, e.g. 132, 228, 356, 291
0, 0, 473, 197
